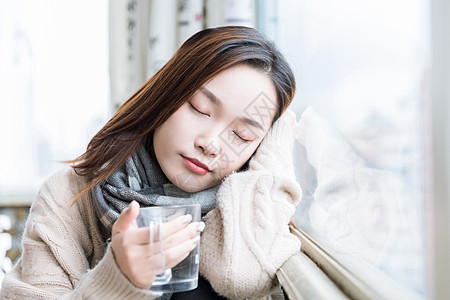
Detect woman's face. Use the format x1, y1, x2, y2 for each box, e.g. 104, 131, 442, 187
153, 64, 277, 192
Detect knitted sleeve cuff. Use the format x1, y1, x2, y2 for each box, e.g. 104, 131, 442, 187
72, 244, 161, 300
250, 117, 295, 175
261, 117, 295, 151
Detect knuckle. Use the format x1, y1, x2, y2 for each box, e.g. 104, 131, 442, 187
145, 242, 153, 254
165, 251, 175, 263
190, 225, 198, 236
163, 237, 174, 248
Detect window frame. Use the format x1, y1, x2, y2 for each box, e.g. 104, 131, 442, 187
428, 0, 450, 299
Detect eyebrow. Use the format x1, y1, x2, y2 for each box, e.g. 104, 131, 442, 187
200, 87, 221, 105
199, 87, 265, 131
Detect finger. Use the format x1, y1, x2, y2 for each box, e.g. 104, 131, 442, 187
120, 237, 200, 276
121, 245, 166, 278
125, 215, 197, 245
164, 235, 200, 269
127, 244, 182, 274
112, 201, 140, 237
142, 221, 204, 255
162, 221, 204, 250
161, 214, 194, 239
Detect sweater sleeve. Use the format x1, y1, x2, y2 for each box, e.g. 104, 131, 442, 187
199, 117, 302, 300
0, 168, 161, 300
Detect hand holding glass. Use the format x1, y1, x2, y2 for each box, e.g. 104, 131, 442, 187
134, 204, 202, 293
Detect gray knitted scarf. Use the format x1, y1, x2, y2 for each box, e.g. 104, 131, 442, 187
93, 143, 218, 232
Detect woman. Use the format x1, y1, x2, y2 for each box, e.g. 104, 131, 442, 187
0, 26, 301, 300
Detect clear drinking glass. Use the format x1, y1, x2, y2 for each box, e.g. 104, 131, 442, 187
134, 204, 201, 293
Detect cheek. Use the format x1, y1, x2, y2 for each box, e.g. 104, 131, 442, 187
155, 107, 191, 141
153, 128, 169, 165
239, 145, 260, 165
220, 143, 260, 174
154, 118, 184, 158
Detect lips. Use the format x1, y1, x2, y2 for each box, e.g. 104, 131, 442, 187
182, 156, 211, 175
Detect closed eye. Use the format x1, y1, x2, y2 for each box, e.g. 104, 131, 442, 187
233, 131, 251, 143
189, 102, 210, 117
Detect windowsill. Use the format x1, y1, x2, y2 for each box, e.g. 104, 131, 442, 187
277, 249, 349, 300
289, 223, 425, 300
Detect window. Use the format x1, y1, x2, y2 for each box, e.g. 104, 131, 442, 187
0, 0, 109, 200
274, 0, 430, 298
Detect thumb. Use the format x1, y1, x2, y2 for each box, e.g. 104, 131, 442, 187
112, 201, 140, 237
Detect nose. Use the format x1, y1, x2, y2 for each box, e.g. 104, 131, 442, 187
195, 134, 221, 158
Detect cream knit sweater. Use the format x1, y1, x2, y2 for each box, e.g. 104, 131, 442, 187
0, 119, 301, 300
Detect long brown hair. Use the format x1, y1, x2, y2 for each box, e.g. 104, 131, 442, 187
68, 26, 296, 202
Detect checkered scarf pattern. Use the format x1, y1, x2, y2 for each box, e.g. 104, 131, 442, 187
93, 143, 218, 232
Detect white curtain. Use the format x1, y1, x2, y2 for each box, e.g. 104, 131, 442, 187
108, 0, 263, 109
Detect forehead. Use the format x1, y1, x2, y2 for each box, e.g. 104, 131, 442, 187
202, 64, 278, 128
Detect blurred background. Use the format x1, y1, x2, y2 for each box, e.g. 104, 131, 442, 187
1, 0, 448, 299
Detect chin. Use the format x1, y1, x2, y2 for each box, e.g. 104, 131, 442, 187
170, 173, 210, 193
179, 185, 203, 193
